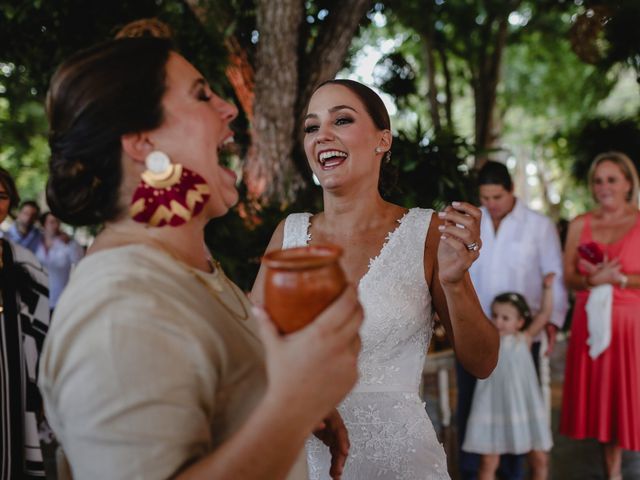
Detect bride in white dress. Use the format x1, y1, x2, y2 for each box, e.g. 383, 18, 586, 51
253, 80, 499, 479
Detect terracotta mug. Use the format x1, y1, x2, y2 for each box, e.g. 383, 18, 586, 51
262, 244, 347, 334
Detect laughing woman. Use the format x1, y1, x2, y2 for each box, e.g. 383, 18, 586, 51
253, 79, 499, 479
38, 38, 363, 480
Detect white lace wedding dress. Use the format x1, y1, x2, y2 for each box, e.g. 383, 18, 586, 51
282, 208, 450, 480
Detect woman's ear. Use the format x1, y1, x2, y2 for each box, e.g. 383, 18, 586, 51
378, 129, 392, 152
121, 132, 154, 165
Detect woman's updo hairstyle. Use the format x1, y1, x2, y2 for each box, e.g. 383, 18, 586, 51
46, 37, 173, 226
312, 79, 397, 196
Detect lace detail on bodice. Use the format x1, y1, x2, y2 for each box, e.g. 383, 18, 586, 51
282, 213, 312, 249
355, 209, 434, 393
282, 208, 449, 479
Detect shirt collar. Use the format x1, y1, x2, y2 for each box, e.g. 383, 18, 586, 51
480, 196, 524, 228
510, 197, 526, 221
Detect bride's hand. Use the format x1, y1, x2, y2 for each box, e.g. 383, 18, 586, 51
313, 409, 350, 479
436, 202, 482, 285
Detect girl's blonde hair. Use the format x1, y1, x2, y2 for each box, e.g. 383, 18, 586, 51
588, 151, 640, 206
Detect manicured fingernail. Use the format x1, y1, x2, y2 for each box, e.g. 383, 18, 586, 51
452, 201, 461, 207
438, 212, 446, 218
438, 225, 445, 231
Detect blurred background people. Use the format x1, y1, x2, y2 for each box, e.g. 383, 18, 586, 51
561, 151, 640, 480
459, 160, 568, 480
6, 200, 43, 254
36, 212, 84, 312
0, 167, 50, 479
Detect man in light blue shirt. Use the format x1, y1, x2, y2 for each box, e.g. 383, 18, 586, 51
7, 200, 43, 253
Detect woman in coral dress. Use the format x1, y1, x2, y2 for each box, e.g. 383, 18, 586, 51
561, 151, 640, 480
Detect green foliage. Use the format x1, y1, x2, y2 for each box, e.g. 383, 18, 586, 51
502, 29, 614, 129
569, 115, 640, 181
0, 96, 49, 203
375, 52, 418, 106
0, 0, 230, 206
600, 1, 640, 76
205, 187, 323, 291
386, 127, 477, 210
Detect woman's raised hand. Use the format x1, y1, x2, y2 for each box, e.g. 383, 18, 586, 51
436, 202, 483, 285
254, 285, 363, 427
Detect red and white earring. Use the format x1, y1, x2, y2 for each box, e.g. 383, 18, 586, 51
130, 151, 211, 227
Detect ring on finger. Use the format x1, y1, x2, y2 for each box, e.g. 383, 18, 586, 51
465, 241, 480, 252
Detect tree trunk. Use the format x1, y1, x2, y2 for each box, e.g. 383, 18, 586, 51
184, 0, 255, 121
224, 36, 255, 123
473, 16, 509, 169
187, 0, 372, 205
436, 43, 454, 131
421, 29, 442, 132
246, 0, 305, 204
296, 0, 374, 138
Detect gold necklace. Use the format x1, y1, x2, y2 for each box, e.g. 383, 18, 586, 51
187, 258, 250, 322
100, 225, 250, 321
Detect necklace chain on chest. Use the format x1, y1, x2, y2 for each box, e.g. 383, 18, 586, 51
188, 258, 249, 322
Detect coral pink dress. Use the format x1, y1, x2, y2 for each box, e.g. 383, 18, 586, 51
560, 212, 640, 451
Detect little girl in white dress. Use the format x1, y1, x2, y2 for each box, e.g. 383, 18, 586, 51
463, 274, 555, 480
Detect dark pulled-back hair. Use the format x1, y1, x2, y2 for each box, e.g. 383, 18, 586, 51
46, 37, 173, 226
477, 160, 513, 191
492, 292, 533, 330
315, 79, 391, 131
0, 168, 20, 210
312, 79, 396, 195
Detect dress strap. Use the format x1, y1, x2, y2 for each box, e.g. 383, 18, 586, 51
282, 213, 312, 249
406, 208, 434, 263
371, 208, 433, 288
579, 212, 593, 244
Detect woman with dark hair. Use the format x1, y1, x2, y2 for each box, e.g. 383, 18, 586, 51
561, 151, 640, 479
38, 37, 363, 480
253, 79, 499, 479
0, 168, 50, 479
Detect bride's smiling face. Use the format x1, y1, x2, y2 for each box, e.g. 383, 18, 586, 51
303, 84, 390, 192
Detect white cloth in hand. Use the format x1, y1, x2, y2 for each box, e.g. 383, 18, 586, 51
586, 284, 613, 359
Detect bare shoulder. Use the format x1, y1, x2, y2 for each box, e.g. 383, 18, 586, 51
564, 213, 589, 256
264, 218, 287, 254
568, 213, 588, 232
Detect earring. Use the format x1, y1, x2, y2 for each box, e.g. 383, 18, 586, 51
130, 151, 211, 227
375, 147, 383, 153
384, 151, 392, 164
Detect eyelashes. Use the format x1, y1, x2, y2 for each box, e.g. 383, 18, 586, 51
335, 116, 353, 126
303, 116, 354, 134
197, 90, 212, 102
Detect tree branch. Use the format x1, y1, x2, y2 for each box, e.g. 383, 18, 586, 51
295, 0, 374, 135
